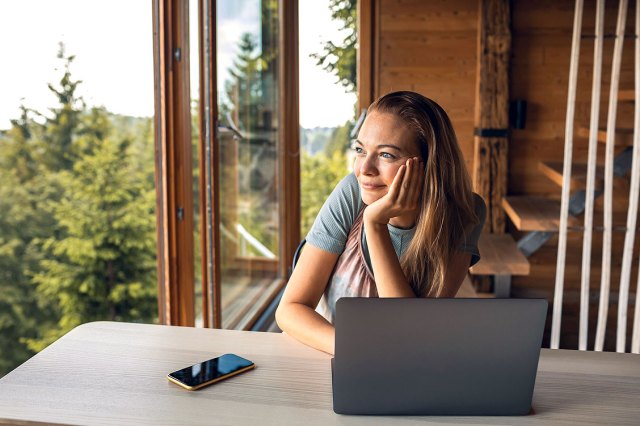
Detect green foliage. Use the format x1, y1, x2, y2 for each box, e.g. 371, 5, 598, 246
40, 43, 85, 172
0, 45, 157, 374
301, 147, 349, 238
324, 120, 354, 157
311, 0, 357, 93
25, 134, 157, 351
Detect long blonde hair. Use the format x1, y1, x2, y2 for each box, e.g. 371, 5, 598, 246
368, 91, 479, 297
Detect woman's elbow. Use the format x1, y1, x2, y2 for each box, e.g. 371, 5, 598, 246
275, 300, 288, 331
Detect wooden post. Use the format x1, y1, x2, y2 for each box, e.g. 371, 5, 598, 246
358, 0, 375, 111
552, 0, 584, 350
596, 0, 628, 352
198, 0, 222, 328
579, 0, 605, 351
472, 0, 511, 234
278, 0, 300, 279
622, 0, 640, 354
152, 0, 195, 327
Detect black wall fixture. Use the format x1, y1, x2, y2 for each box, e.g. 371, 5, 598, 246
510, 99, 527, 129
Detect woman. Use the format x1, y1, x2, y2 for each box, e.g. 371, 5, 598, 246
276, 91, 486, 355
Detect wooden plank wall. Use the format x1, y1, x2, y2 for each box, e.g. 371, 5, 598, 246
375, 0, 639, 351
511, 0, 639, 351
376, 0, 478, 172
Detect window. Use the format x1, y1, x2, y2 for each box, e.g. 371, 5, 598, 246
154, 0, 299, 329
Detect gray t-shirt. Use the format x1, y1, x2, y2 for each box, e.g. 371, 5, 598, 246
306, 173, 486, 269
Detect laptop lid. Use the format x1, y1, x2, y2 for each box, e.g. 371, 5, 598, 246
332, 298, 547, 415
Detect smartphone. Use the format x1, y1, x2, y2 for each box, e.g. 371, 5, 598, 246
167, 353, 255, 391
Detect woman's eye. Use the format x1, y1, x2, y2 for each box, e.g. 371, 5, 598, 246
353, 146, 365, 155
380, 152, 396, 160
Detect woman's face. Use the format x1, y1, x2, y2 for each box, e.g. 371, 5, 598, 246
353, 111, 423, 206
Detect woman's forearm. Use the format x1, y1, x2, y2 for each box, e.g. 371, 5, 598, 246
275, 303, 335, 355
364, 220, 416, 298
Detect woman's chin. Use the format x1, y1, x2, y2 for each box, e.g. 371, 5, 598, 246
360, 193, 382, 206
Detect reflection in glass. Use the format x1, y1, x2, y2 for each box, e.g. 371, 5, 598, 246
216, 0, 281, 329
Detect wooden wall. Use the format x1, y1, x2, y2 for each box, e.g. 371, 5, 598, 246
375, 0, 478, 172
373, 0, 639, 351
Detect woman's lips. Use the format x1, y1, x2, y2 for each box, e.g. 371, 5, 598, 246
360, 182, 384, 191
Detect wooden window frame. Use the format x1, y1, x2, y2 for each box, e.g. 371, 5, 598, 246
152, 0, 195, 326
357, 0, 375, 111
153, 0, 300, 328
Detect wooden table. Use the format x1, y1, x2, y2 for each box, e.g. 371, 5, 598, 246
1, 322, 639, 425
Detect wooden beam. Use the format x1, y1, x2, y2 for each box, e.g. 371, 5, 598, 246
357, 0, 374, 110
198, 0, 221, 328
279, 0, 300, 278
472, 0, 511, 234
152, 0, 195, 327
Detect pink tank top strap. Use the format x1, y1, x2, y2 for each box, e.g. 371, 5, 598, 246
315, 209, 378, 324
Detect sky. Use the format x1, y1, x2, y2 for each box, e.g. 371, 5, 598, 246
0, 0, 355, 131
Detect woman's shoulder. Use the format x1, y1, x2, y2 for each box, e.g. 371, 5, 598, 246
305, 173, 363, 254
332, 173, 362, 210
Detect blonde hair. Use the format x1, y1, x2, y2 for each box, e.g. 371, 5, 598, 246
368, 91, 479, 297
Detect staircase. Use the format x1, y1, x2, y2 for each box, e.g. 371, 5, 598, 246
501, 87, 636, 350
504, 91, 634, 259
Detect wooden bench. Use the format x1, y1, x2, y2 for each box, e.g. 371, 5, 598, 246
469, 233, 530, 297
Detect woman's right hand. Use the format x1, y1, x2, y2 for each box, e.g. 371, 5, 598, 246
363, 156, 424, 228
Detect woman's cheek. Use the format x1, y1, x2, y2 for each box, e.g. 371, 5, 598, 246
353, 157, 363, 176
380, 163, 401, 185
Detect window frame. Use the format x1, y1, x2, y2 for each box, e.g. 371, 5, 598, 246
152, 0, 196, 326
153, 0, 300, 328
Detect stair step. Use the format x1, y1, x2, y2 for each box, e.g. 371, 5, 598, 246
538, 161, 606, 191
470, 233, 530, 276
619, 89, 634, 102
576, 126, 634, 146
502, 196, 580, 231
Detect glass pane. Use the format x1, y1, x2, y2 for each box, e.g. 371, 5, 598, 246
216, 0, 281, 329
0, 1, 157, 377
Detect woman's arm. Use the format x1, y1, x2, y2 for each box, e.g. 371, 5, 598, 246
440, 251, 472, 297
363, 157, 423, 297
365, 224, 472, 298
363, 221, 416, 297
275, 244, 339, 355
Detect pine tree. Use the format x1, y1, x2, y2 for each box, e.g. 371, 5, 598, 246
0, 106, 61, 375
39, 43, 85, 172
26, 128, 158, 351
0, 45, 158, 372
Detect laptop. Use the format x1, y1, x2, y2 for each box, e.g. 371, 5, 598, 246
331, 297, 548, 415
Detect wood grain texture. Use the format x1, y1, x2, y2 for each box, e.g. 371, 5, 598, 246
576, 125, 635, 145
358, 0, 374, 110
376, 0, 477, 173
538, 161, 606, 190
278, 0, 301, 280
152, 0, 195, 327
473, 0, 511, 234
502, 196, 580, 231
471, 233, 530, 276
197, 0, 221, 328
0, 322, 639, 425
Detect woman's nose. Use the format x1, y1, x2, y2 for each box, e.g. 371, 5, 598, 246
359, 155, 378, 175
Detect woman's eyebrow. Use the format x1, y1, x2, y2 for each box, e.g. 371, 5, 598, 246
353, 139, 403, 151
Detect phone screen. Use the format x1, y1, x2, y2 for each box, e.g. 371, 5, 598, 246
168, 353, 254, 390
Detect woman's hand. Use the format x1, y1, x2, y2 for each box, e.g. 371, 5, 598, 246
363, 156, 424, 227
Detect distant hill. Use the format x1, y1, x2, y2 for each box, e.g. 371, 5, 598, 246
300, 126, 335, 156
